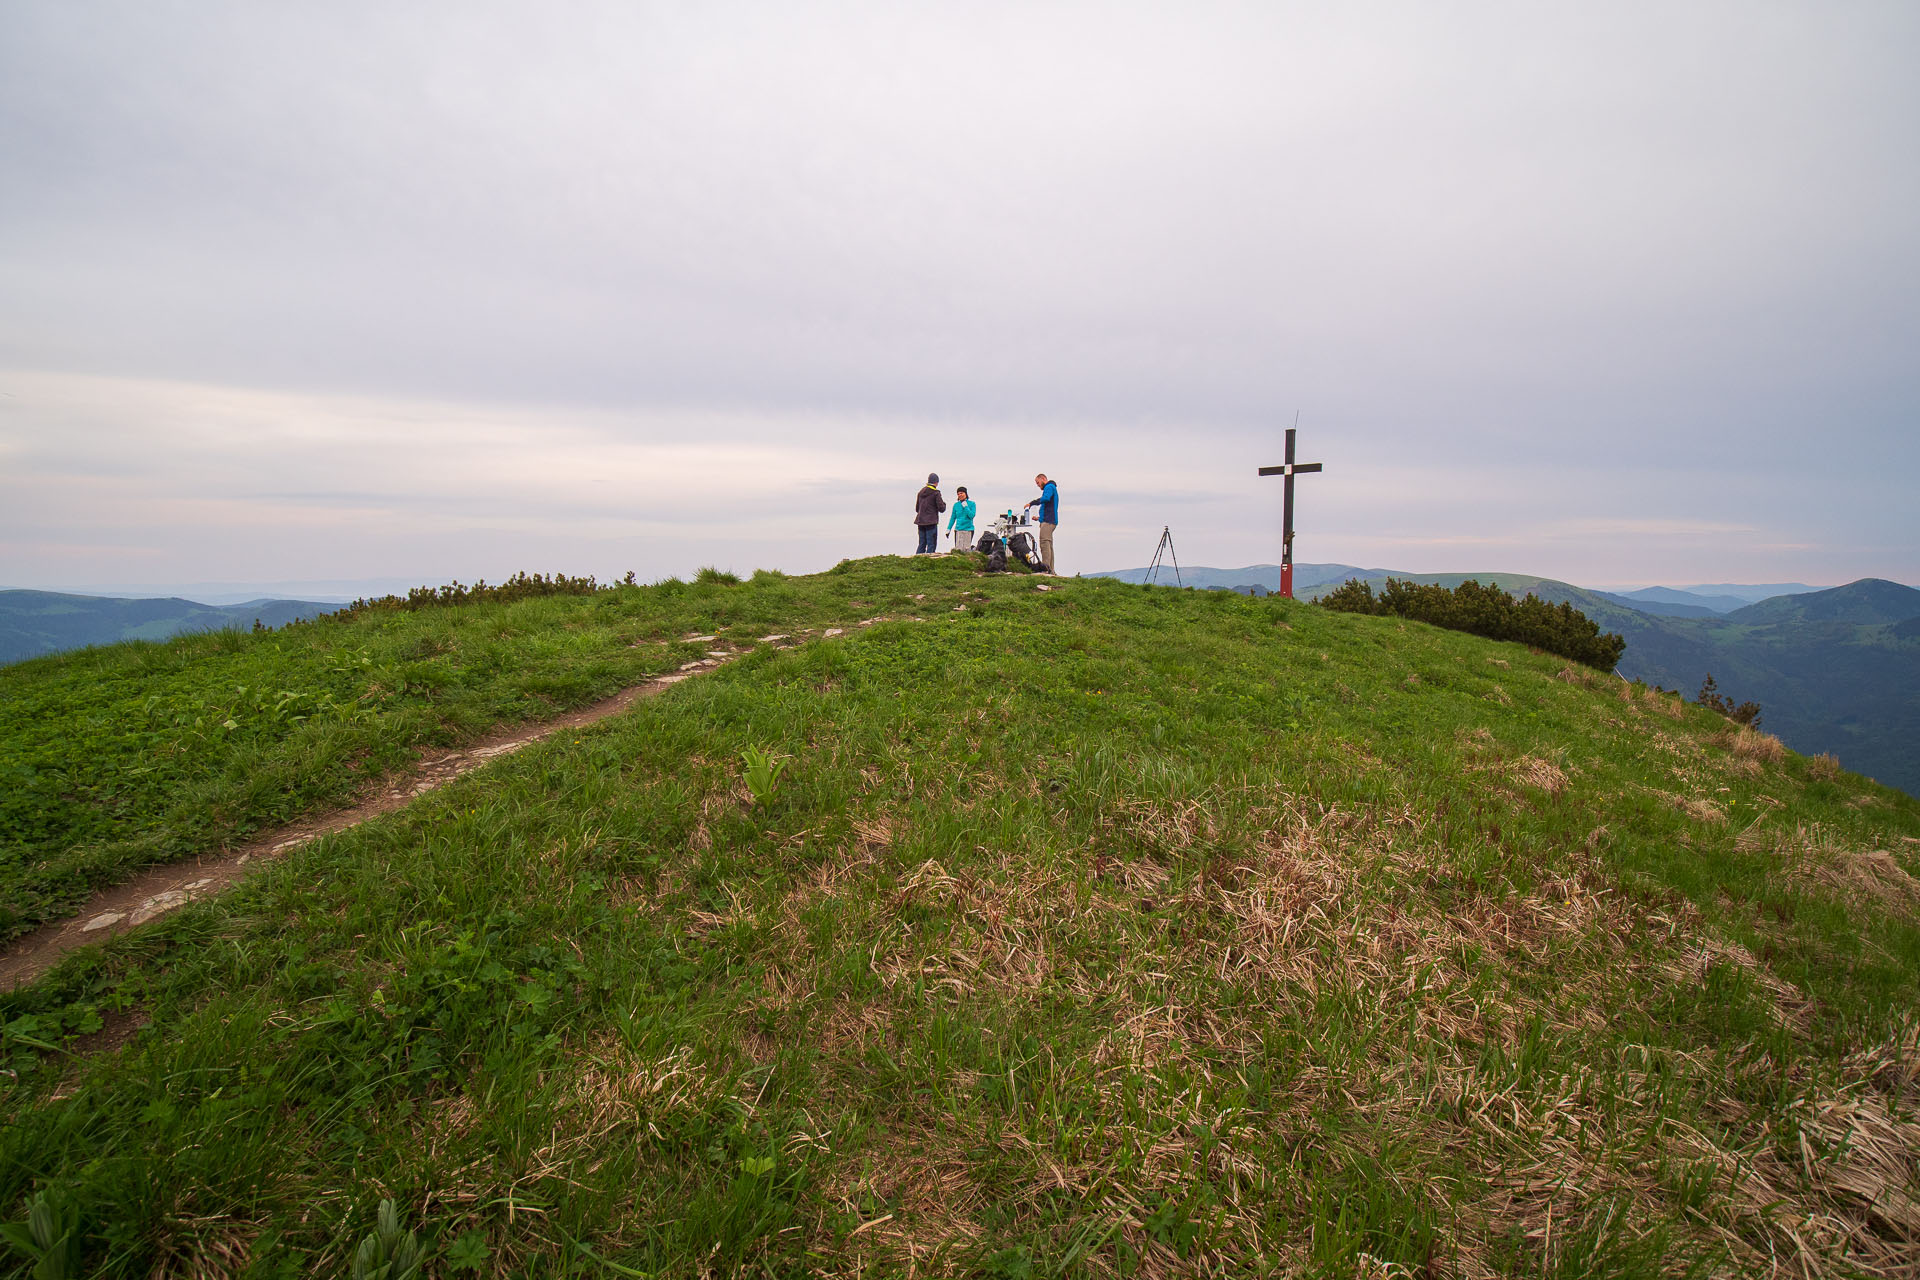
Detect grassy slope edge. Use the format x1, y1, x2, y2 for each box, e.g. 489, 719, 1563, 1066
2, 557, 1918, 1278
0, 560, 992, 941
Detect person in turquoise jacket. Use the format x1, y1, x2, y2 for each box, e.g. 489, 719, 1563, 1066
947, 486, 977, 552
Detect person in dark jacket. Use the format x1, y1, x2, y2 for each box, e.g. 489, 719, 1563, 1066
1022, 473, 1059, 573
913, 473, 946, 554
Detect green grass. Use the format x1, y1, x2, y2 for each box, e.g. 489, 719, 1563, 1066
0, 558, 992, 941
3, 559, 1918, 1277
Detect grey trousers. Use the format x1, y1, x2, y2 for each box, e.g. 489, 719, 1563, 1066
951, 529, 973, 551
1038, 522, 1056, 572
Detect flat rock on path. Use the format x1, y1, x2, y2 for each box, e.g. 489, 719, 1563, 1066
0, 659, 727, 991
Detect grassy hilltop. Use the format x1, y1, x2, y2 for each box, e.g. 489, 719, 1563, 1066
3, 556, 1918, 1278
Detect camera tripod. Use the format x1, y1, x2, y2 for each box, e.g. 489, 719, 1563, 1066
1145, 525, 1182, 587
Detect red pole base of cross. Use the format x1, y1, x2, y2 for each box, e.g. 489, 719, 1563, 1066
1280, 562, 1294, 600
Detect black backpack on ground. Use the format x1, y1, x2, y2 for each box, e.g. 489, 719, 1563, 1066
1008, 531, 1046, 571
974, 532, 1008, 572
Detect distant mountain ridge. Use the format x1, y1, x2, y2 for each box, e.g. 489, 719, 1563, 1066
1613, 586, 1756, 614
1727, 579, 1920, 626
1086, 565, 1920, 797
1093, 562, 1388, 593
1680, 582, 1825, 604
0, 590, 339, 666
1592, 591, 1721, 619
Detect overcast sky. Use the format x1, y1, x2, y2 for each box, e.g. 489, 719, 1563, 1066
3, 1, 1915, 596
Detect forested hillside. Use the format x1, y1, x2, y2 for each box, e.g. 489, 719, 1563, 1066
0, 590, 337, 665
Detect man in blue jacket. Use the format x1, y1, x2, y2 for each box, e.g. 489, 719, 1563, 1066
1023, 473, 1059, 573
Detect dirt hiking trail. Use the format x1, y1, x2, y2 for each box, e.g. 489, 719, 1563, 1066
0, 636, 778, 991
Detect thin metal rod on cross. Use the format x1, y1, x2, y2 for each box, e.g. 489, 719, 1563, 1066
1257, 425, 1323, 599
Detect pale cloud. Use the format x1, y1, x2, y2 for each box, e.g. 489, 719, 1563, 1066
1, 2, 1916, 593
1537, 519, 1762, 540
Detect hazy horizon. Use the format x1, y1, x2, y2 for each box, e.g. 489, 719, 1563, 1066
5, 565, 1884, 609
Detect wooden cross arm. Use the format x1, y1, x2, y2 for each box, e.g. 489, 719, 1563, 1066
1258, 463, 1323, 476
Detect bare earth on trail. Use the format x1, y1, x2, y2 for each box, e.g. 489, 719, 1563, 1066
0, 658, 731, 990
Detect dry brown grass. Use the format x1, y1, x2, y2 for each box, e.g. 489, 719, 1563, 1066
1640, 687, 1685, 719
820, 1142, 987, 1274
1508, 754, 1570, 796
571, 1041, 726, 1132
1717, 723, 1786, 765
132, 1211, 265, 1280
1680, 796, 1727, 824
1663, 932, 1813, 1027
1739, 821, 1920, 915
1831, 848, 1920, 910
1639, 782, 1730, 825
1808, 752, 1843, 781
1670, 1020, 1920, 1274
685, 761, 1916, 1277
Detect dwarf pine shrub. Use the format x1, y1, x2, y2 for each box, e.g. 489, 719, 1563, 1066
1696, 674, 1762, 726
336, 571, 612, 619
1318, 578, 1627, 672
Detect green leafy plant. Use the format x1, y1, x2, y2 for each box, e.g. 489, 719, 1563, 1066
0, 1190, 84, 1280
740, 746, 790, 805
350, 1199, 424, 1280
445, 1229, 490, 1272
981, 1245, 1036, 1279
1142, 1195, 1202, 1257
2, 1003, 104, 1081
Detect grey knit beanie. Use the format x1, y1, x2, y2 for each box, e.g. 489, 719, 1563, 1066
928, 472, 939, 484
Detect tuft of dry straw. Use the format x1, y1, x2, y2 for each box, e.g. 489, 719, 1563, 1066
1818, 845, 1920, 911
1510, 755, 1569, 796
1807, 752, 1842, 781
1681, 1024, 1920, 1272
1641, 687, 1684, 719
1742, 822, 1920, 912
1679, 796, 1727, 824
853, 814, 894, 852
1718, 724, 1785, 765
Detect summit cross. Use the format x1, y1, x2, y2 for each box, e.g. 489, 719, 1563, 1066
1257, 426, 1323, 599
